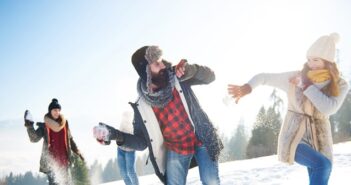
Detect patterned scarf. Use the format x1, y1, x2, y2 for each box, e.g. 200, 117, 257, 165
137, 69, 176, 108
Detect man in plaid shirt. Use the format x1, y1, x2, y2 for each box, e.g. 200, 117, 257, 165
94, 46, 223, 185
152, 87, 202, 155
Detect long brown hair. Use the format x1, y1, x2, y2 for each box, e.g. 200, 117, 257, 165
301, 60, 340, 97
46, 112, 63, 125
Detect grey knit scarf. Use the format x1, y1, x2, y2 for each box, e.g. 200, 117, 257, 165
137, 69, 176, 108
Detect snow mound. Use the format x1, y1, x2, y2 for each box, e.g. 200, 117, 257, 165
101, 141, 351, 185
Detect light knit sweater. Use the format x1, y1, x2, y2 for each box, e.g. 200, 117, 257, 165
247, 71, 349, 116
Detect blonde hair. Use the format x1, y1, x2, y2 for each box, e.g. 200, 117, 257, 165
302, 60, 340, 97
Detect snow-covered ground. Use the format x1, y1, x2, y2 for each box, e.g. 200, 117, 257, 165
101, 141, 351, 185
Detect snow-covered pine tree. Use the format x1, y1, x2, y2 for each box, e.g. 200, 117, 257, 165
71, 153, 91, 185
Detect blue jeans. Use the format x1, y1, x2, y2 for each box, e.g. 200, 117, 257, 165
294, 143, 332, 185
117, 147, 139, 185
166, 146, 220, 185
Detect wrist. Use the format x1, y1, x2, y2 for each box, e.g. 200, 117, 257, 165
302, 80, 313, 91
243, 84, 252, 94
303, 83, 312, 91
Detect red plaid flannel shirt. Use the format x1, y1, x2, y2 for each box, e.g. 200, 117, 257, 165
152, 88, 202, 155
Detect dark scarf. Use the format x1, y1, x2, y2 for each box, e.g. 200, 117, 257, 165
137, 69, 176, 108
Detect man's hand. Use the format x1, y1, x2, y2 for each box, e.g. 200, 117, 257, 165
24, 110, 34, 127
227, 84, 252, 104
175, 59, 187, 78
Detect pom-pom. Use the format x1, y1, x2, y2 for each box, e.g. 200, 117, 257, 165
329, 32, 340, 44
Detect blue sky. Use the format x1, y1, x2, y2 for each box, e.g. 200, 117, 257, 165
1, 0, 141, 120
0, 0, 351, 176
1, 0, 351, 121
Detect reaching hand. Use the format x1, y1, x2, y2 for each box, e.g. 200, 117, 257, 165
24, 110, 34, 127
227, 84, 252, 104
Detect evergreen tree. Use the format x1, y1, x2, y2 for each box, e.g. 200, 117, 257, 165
331, 90, 351, 142
6, 172, 16, 185
35, 174, 47, 185
89, 160, 103, 185
227, 121, 248, 161
330, 49, 351, 142
102, 158, 119, 183
4, 171, 47, 185
246, 107, 274, 158
246, 89, 283, 158
22, 171, 35, 185
71, 154, 91, 185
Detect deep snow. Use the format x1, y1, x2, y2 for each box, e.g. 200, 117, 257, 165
101, 141, 351, 185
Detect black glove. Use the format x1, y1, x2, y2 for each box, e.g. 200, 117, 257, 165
24, 110, 34, 127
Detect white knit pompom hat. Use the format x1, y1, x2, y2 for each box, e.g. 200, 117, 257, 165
306, 32, 340, 63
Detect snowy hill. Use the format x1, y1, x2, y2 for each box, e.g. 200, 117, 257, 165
101, 141, 351, 185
